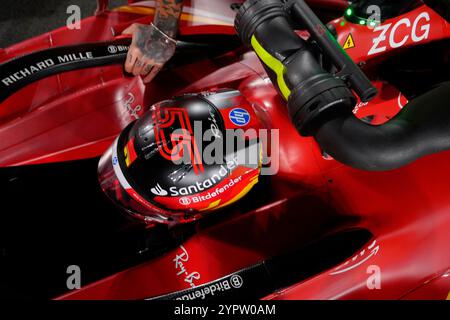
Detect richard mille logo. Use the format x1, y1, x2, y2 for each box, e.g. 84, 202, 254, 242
1, 52, 95, 87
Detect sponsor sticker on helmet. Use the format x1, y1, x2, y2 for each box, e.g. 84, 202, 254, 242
229, 108, 250, 126
151, 158, 238, 198
190, 176, 242, 204
179, 197, 192, 206
151, 183, 168, 196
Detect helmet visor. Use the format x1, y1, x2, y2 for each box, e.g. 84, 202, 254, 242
98, 137, 180, 224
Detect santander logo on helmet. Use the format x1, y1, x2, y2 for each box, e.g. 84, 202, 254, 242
151, 158, 238, 197
150, 183, 168, 196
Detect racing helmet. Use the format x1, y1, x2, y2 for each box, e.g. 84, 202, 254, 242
98, 89, 262, 224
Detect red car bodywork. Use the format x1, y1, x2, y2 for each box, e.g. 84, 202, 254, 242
0, 0, 449, 300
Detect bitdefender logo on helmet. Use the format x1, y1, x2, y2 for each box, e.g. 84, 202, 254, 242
190, 176, 243, 204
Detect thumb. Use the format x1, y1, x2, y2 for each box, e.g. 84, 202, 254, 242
122, 23, 139, 35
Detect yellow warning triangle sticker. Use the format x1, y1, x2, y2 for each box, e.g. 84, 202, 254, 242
343, 33, 355, 50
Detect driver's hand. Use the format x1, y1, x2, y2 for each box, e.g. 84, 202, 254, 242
122, 23, 177, 83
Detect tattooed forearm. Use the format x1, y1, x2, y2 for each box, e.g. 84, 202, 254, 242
135, 24, 176, 64
121, 0, 182, 81
154, 0, 184, 38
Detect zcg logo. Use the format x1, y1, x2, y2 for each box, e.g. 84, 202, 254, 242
368, 12, 430, 56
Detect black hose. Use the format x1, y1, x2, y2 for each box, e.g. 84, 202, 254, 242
235, 0, 357, 136
315, 83, 450, 171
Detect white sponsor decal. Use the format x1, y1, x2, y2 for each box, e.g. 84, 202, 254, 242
163, 158, 238, 197
368, 12, 430, 56
353, 101, 369, 114
173, 245, 201, 288
107, 45, 118, 54
57, 52, 94, 63
229, 275, 244, 289
1, 52, 95, 87
190, 176, 243, 204
107, 45, 129, 54
330, 240, 380, 275
124, 93, 142, 119
179, 197, 191, 205
176, 274, 244, 301
150, 183, 168, 196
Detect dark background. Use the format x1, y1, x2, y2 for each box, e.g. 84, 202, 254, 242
0, 0, 127, 48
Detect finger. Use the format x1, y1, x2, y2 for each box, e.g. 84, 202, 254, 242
125, 49, 139, 73
140, 62, 154, 76
122, 23, 139, 36
143, 65, 162, 83
132, 58, 146, 76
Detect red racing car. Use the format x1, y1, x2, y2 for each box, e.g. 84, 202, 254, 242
0, 0, 449, 300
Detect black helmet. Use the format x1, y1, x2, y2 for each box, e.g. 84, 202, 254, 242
98, 90, 262, 224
